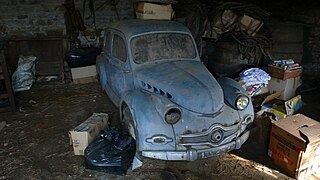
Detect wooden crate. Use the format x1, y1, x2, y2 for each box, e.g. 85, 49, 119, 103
268, 65, 302, 80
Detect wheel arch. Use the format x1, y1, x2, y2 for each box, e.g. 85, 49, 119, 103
119, 90, 176, 152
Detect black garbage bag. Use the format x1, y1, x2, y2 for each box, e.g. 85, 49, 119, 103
65, 47, 102, 68
84, 128, 136, 175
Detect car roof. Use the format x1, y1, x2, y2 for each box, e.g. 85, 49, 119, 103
108, 20, 192, 39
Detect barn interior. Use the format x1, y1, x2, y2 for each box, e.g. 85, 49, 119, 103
1, 0, 320, 179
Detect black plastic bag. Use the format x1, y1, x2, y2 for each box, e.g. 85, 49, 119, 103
65, 47, 101, 68
84, 128, 136, 175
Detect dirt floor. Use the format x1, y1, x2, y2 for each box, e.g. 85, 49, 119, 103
0, 82, 319, 180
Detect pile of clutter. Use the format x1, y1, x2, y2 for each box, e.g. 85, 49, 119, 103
269, 59, 302, 71
238, 60, 320, 180
239, 68, 270, 97
268, 59, 303, 80
238, 59, 303, 120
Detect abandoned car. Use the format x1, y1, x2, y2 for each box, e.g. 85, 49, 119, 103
96, 20, 254, 168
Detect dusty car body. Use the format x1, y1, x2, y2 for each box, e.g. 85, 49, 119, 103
96, 20, 254, 168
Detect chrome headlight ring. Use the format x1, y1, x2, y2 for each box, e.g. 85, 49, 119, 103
236, 95, 249, 111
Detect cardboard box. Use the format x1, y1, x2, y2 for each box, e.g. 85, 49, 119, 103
238, 15, 264, 36
69, 113, 109, 155
135, 2, 174, 20
268, 65, 303, 80
261, 92, 302, 120
268, 76, 301, 100
268, 114, 320, 179
203, 10, 239, 39
71, 65, 97, 84
252, 112, 274, 144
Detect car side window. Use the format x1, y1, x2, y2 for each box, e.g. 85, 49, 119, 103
112, 34, 127, 62
103, 31, 111, 53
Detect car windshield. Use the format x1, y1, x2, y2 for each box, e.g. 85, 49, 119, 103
131, 33, 197, 64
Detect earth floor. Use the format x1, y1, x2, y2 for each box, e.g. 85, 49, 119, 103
0, 82, 319, 180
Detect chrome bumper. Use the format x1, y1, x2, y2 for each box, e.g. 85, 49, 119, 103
141, 130, 250, 161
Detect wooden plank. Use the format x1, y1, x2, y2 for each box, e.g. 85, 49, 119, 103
73, 76, 97, 84
0, 52, 16, 112
0, 106, 11, 113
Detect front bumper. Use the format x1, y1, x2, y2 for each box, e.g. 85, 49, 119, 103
141, 130, 250, 161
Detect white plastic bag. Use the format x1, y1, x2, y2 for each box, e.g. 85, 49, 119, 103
12, 56, 37, 92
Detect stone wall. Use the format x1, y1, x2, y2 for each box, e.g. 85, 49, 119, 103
0, 0, 134, 38
74, 0, 134, 30
0, 0, 66, 37
303, 26, 320, 78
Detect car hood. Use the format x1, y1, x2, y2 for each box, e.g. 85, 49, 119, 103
135, 60, 224, 114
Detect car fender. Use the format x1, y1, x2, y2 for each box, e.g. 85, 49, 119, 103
217, 77, 254, 124
120, 90, 176, 152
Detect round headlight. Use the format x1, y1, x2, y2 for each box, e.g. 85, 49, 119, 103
165, 108, 181, 124
236, 95, 249, 110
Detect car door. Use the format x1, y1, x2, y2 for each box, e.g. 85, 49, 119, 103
97, 30, 112, 90
107, 31, 132, 103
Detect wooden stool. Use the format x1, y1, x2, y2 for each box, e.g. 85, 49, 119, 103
0, 51, 16, 112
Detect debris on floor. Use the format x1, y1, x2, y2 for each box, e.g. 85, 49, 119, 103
0, 121, 6, 132
69, 113, 109, 155
85, 127, 135, 175
0, 83, 306, 179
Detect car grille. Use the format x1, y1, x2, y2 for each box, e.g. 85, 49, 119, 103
178, 123, 241, 147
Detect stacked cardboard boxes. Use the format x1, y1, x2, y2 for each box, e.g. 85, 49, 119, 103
268, 59, 302, 101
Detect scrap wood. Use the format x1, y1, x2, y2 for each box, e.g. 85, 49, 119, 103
0, 121, 6, 132
41, 103, 55, 113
